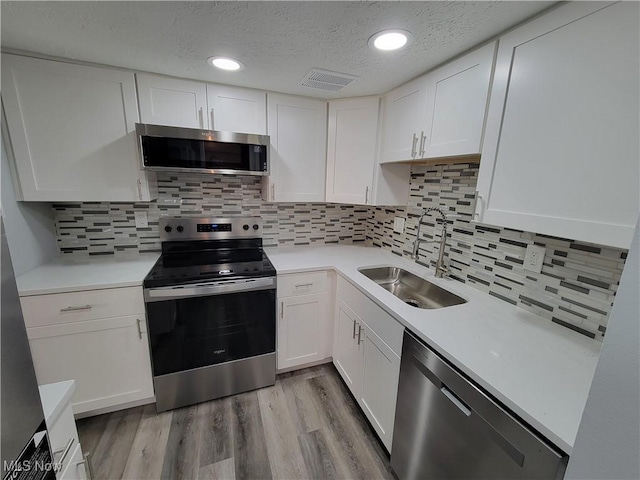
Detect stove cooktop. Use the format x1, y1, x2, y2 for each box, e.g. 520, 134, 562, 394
143, 250, 276, 288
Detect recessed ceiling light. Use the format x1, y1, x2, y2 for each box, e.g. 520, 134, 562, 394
207, 56, 245, 71
368, 29, 414, 51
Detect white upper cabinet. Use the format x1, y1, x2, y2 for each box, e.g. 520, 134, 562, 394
326, 97, 380, 205
206, 84, 266, 134
264, 93, 327, 203
476, 2, 639, 249
1, 54, 155, 202
136, 73, 208, 129
423, 42, 495, 158
380, 76, 428, 163
380, 43, 495, 163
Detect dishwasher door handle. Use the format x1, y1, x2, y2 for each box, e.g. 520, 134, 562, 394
440, 386, 472, 416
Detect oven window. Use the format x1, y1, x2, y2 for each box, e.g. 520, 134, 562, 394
141, 136, 266, 172
146, 289, 275, 376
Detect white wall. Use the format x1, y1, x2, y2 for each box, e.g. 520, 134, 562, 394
565, 217, 640, 480
0, 137, 58, 276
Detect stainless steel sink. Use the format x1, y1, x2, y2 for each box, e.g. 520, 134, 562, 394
358, 266, 467, 309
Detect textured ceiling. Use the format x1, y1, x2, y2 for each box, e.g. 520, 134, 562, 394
1, 1, 557, 99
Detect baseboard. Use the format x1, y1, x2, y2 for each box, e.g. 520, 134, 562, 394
74, 396, 156, 419
277, 357, 333, 375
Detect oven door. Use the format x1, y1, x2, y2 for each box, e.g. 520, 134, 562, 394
144, 277, 276, 377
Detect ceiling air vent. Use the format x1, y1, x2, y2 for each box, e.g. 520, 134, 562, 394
299, 68, 359, 92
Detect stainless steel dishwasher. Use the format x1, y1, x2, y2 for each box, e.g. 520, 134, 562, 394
391, 331, 568, 480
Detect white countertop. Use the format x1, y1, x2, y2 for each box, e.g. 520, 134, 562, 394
265, 245, 601, 455
17, 254, 160, 296
38, 380, 75, 426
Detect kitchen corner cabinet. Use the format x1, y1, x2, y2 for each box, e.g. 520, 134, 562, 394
326, 97, 380, 205
380, 42, 495, 163
1, 54, 155, 202
277, 271, 332, 370
333, 275, 403, 451
136, 73, 208, 129
263, 94, 327, 203
326, 97, 410, 206
21, 287, 154, 415
476, 1, 639, 249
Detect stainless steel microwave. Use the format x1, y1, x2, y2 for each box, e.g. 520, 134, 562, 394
136, 123, 269, 176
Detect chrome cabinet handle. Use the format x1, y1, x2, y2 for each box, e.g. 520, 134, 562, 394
198, 107, 204, 128
357, 325, 363, 345
60, 305, 92, 312
419, 131, 426, 157
136, 318, 143, 339
77, 452, 94, 480
472, 191, 482, 220
137, 179, 143, 200
352, 319, 357, 339
271, 183, 275, 202
280, 301, 284, 319
54, 438, 74, 465
365, 186, 370, 204
411, 133, 418, 157
210, 108, 215, 130
295, 283, 313, 288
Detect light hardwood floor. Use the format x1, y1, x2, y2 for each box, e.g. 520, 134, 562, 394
77, 364, 395, 480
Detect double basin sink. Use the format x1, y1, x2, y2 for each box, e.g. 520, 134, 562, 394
359, 266, 466, 310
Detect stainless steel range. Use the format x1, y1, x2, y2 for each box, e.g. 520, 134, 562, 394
143, 216, 276, 412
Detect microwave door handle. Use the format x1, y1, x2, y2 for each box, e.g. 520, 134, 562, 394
145, 277, 276, 302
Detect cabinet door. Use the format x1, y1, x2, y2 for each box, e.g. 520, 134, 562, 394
58, 444, 87, 480
277, 293, 329, 370
136, 73, 208, 129
326, 97, 379, 205
27, 315, 154, 415
1, 54, 152, 202
477, 2, 639, 249
380, 76, 427, 163
265, 94, 327, 202
207, 84, 266, 134
332, 298, 363, 396
359, 325, 401, 452
423, 42, 495, 158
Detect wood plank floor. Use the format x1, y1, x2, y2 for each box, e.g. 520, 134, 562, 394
77, 364, 395, 480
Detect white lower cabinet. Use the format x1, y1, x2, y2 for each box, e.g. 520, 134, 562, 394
333, 275, 403, 451
277, 271, 332, 371
22, 288, 154, 415
333, 298, 364, 394
360, 324, 401, 448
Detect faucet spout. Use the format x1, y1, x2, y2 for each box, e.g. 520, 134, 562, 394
412, 207, 451, 278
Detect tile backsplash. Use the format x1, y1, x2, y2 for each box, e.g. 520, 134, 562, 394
53, 173, 368, 254
366, 163, 627, 340
52, 165, 627, 340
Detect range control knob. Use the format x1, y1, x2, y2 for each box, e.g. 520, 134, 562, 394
253, 224, 259, 230
176, 225, 184, 233
164, 226, 172, 233
243, 224, 249, 231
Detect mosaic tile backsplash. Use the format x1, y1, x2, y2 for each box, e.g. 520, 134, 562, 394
52, 165, 627, 340
366, 163, 627, 340
53, 173, 368, 253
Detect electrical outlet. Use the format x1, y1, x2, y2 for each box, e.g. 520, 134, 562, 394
524, 244, 546, 273
134, 212, 148, 228
393, 217, 405, 234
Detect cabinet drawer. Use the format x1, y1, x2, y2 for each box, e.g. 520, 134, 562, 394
20, 287, 145, 327
278, 271, 328, 297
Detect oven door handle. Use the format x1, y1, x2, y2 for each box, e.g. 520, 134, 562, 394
144, 277, 276, 302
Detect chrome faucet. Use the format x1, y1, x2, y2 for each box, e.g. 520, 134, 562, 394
411, 207, 454, 278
